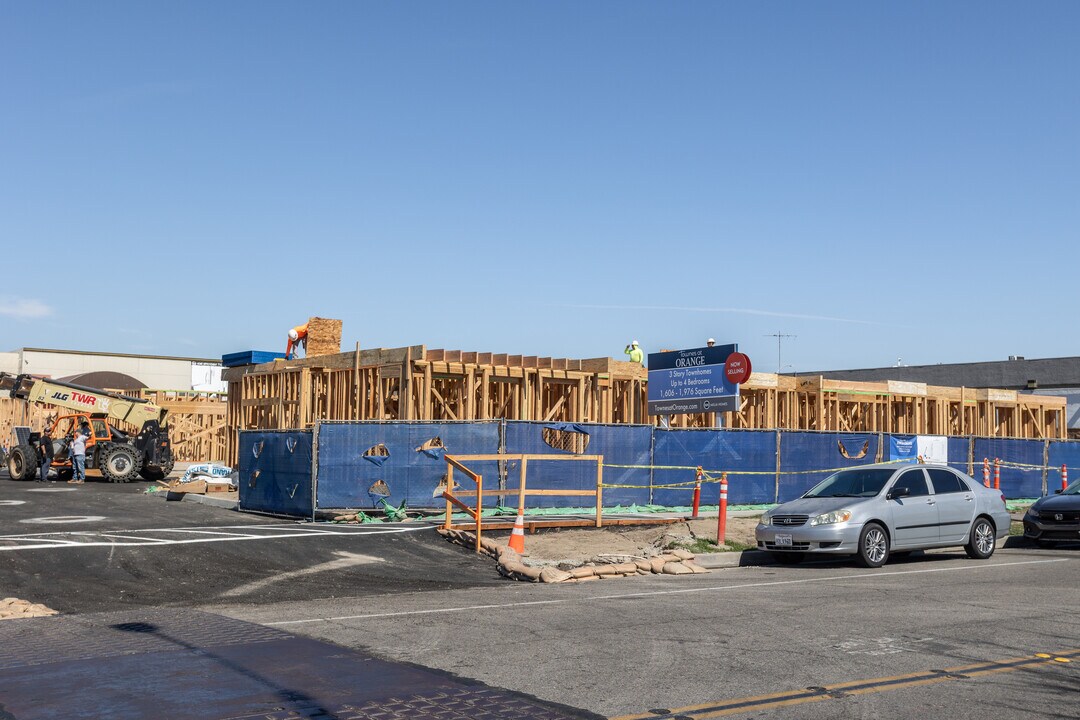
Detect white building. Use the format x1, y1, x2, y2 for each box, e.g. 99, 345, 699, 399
0, 348, 225, 393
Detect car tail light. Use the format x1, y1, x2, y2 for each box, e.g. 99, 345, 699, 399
999, 492, 1006, 505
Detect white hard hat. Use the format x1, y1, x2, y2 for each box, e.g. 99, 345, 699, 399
631, 340, 639, 346
707, 338, 715, 344
288, 329, 299, 341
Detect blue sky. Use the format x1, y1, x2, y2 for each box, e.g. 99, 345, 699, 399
2, 2, 1077, 372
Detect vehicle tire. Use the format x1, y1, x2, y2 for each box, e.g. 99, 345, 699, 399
101, 445, 141, 483
964, 517, 996, 559
7, 445, 39, 481
56, 468, 73, 481
857, 523, 890, 568
139, 457, 175, 481
771, 552, 805, 565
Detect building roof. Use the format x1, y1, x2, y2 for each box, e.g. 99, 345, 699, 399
799, 356, 1080, 390
16, 347, 220, 364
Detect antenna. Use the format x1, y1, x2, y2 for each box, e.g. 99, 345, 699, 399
764, 332, 796, 374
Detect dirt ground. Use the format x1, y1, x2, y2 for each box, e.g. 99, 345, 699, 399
516, 517, 760, 566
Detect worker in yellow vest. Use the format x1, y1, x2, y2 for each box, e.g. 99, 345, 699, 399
624, 340, 644, 365
286, 322, 309, 359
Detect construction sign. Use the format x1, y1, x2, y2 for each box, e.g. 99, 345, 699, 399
647, 343, 744, 416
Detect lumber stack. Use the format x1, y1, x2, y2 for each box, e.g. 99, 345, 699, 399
305, 317, 342, 357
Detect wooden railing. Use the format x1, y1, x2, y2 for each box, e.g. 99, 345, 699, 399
442, 453, 604, 553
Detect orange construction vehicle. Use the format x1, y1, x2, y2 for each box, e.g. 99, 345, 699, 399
2, 373, 174, 483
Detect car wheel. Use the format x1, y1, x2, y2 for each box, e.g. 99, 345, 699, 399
964, 517, 996, 559
857, 523, 889, 568
771, 552, 804, 565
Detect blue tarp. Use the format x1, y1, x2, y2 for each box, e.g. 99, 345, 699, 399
315, 421, 501, 509
652, 429, 777, 505
238, 430, 314, 516
1046, 441, 1080, 493
972, 437, 1045, 497
503, 421, 652, 507
779, 432, 881, 502
242, 421, 1076, 516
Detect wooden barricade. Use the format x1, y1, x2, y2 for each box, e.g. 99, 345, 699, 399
441, 453, 604, 553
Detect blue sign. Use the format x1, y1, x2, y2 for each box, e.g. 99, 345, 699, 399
647, 344, 739, 415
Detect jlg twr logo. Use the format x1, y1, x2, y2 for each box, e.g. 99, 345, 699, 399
49, 391, 108, 411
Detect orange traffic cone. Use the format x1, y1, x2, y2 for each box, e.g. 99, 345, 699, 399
508, 508, 525, 554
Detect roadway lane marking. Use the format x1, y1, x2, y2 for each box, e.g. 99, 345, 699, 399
267, 558, 1070, 625
0, 523, 431, 551
18, 516, 107, 524
0, 500, 27, 505
610, 649, 1080, 719
221, 551, 385, 597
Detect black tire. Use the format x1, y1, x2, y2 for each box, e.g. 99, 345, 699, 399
771, 552, 805, 565
965, 517, 996, 559
100, 445, 141, 483
56, 468, 73, 481
7, 445, 39, 481
139, 456, 175, 481
857, 522, 890, 568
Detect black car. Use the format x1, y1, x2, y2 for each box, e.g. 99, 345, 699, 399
1023, 480, 1080, 547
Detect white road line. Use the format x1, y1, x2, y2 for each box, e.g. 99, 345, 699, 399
222, 551, 385, 598
266, 558, 1072, 626
0, 523, 431, 551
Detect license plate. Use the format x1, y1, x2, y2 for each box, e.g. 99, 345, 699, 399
774, 534, 793, 547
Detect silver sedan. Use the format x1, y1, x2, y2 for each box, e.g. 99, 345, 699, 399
755, 463, 1011, 567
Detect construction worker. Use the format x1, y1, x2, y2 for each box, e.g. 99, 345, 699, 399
37, 425, 53, 483
707, 338, 715, 347
286, 322, 309, 360
624, 340, 644, 365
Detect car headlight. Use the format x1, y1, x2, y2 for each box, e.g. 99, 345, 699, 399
1025, 508, 1040, 520
810, 509, 852, 526
758, 513, 773, 527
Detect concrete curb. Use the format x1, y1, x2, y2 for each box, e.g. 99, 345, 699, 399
694, 549, 775, 568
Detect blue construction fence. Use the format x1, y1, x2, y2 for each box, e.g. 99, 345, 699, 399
238, 421, 1078, 516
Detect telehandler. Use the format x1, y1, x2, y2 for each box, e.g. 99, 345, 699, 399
1, 372, 174, 483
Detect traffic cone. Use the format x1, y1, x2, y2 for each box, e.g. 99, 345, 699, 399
508, 508, 525, 554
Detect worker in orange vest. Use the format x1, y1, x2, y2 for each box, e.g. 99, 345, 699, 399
286, 322, 308, 359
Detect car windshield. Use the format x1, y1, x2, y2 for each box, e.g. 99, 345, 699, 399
804, 469, 896, 498
1063, 480, 1080, 496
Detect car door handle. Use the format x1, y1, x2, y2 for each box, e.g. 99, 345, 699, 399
926, 499, 935, 505
965, 495, 973, 501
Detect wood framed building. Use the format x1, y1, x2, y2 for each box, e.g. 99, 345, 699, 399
222, 345, 1068, 465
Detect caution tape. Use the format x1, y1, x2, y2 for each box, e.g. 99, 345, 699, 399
599, 459, 910, 490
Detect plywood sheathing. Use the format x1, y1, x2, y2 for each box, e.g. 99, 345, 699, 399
305, 317, 342, 357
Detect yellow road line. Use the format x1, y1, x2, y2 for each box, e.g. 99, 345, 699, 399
610, 649, 1080, 720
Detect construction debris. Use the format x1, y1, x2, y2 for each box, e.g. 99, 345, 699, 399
0, 597, 58, 620
437, 528, 709, 582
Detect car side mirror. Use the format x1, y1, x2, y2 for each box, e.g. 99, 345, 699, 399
888, 487, 910, 500
1055, 489, 1062, 494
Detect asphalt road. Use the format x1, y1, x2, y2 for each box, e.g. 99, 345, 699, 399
1, 475, 1077, 719
216, 548, 1079, 719
0, 476, 501, 613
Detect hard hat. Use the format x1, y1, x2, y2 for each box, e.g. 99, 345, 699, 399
631, 340, 639, 346
288, 329, 299, 341
707, 338, 715, 344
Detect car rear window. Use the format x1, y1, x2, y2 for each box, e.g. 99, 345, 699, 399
927, 468, 966, 494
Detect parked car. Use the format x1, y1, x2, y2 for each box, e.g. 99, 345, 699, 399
755, 463, 1011, 567
1023, 479, 1080, 547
